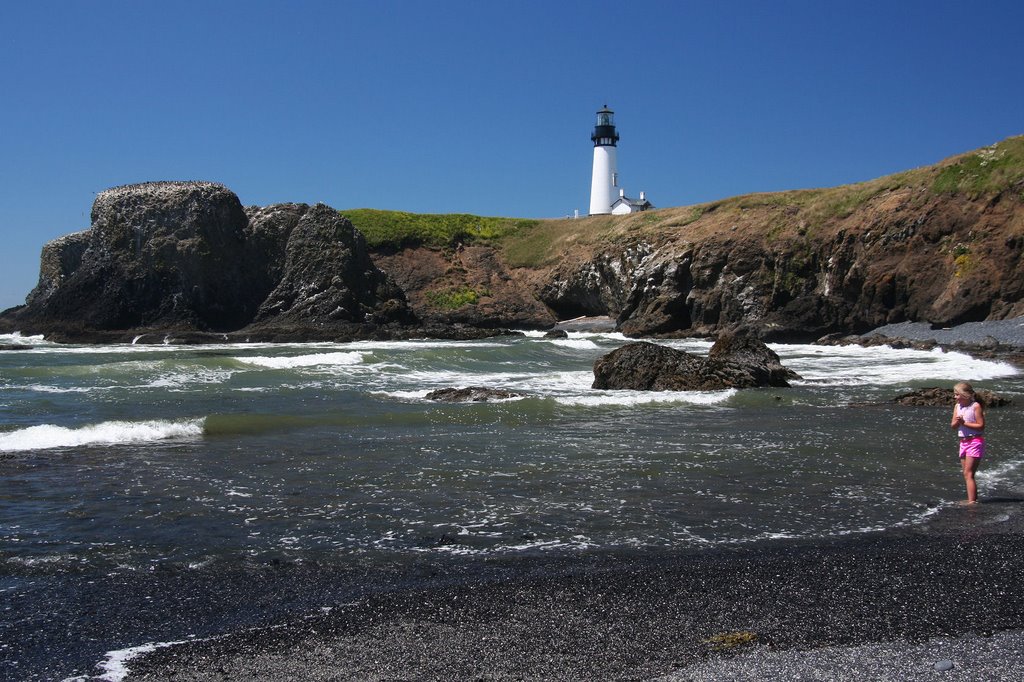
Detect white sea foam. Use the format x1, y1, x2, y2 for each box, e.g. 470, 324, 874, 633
511, 370, 594, 394
391, 368, 552, 389
977, 452, 1024, 490
0, 332, 50, 346
20, 384, 98, 394
234, 351, 366, 369
777, 344, 1019, 386
546, 338, 600, 350
411, 536, 599, 556
346, 339, 506, 351
0, 419, 204, 453
518, 329, 630, 343
381, 368, 596, 397
75, 639, 189, 682
12, 369, 233, 394
383, 389, 434, 400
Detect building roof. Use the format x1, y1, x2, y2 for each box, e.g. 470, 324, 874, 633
611, 195, 654, 211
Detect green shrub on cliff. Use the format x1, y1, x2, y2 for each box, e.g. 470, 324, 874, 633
341, 208, 538, 250
425, 286, 489, 308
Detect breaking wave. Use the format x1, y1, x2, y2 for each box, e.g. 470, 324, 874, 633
233, 351, 366, 369
0, 419, 204, 452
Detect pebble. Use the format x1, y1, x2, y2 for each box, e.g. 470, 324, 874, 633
934, 659, 954, 671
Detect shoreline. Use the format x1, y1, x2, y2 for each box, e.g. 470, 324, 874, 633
846, 318, 1024, 366
4, 315, 1024, 353
122, 500, 1024, 681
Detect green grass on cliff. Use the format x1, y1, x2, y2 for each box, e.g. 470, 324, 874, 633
693, 135, 1024, 238
341, 135, 1024, 267
930, 136, 1024, 197
340, 208, 538, 250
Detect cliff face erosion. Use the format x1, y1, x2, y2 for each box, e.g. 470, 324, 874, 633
535, 180, 1024, 340
2, 137, 1022, 343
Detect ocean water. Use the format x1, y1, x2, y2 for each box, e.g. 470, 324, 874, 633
1, 331, 1022, 680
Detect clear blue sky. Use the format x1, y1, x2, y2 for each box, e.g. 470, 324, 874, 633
2, 0, 1022, 311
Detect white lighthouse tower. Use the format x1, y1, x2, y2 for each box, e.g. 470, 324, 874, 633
589, 105, 619, 215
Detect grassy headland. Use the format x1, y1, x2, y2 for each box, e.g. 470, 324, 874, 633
342, 134, 1024, 269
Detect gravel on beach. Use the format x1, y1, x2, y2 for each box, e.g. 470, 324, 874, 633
123, 500, 1024, 681
657, 629, 1024, 681
864, 318, 1024, 350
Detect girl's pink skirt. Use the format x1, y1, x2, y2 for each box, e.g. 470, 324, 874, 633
959, 436, 985, 459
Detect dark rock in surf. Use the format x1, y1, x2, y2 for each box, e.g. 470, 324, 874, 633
592, 332, 800, 391
891, 387, 1011, 407
706, 332, 801, 387
425, 387, 525, 402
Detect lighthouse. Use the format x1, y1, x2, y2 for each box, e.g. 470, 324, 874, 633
589, 105, 619, 215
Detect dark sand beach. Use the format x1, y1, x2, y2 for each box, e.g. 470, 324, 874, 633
125, 499, 1024, 681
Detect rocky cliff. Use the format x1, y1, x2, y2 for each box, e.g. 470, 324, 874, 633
2, 136, 1022, 343
375, 136, 1021, 342
354, 137, 1024, 339
534, 185, 1023, 341
0, 182, 412, 342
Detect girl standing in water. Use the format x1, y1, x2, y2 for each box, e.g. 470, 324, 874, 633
951, 381, 985, 504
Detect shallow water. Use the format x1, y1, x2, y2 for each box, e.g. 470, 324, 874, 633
1, 331, 1022, 680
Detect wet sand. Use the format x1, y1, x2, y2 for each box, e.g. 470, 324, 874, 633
124, 499, 1024, 681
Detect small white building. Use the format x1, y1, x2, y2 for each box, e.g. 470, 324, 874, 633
611, 189, 653, 215
588, 105, 653, 216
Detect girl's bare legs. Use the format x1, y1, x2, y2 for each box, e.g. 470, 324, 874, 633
961, 456, 980, 503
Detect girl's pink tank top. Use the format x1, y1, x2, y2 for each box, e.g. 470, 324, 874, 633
957, 402, 983, 437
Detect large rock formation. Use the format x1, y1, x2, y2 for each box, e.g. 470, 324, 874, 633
250, 203, 411, 331
592, 333, 800, 391
20, 182, 258, 332
1, 182, 412, 341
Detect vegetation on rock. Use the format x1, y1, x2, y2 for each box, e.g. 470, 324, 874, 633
425, 286, 489, 309
340, 208, 537, 250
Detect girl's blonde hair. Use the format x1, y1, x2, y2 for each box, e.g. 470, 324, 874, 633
954, 382, 976, 399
